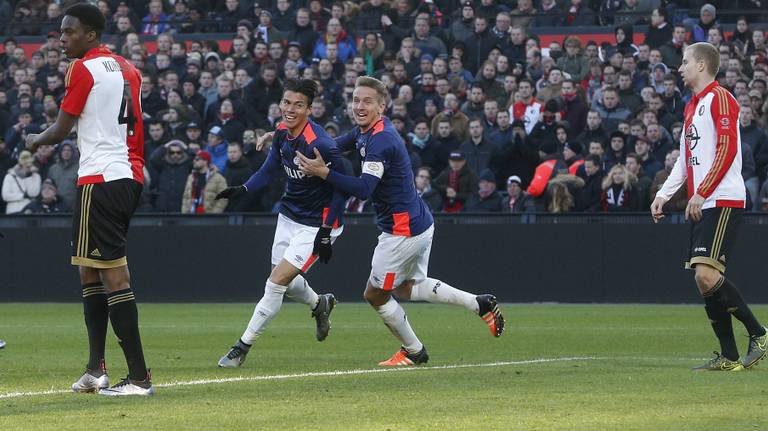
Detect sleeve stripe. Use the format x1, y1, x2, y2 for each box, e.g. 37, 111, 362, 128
64, 61, 75, 87
699, 135, 726, 194
698, 134, 731, 196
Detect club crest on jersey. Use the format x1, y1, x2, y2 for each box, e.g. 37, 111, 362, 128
293, 155, 301, 166
698, 105, 705, 116
685, 123, 701, 150
360, 146, 366, 157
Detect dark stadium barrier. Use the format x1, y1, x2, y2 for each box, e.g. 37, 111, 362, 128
2, 214, 767, 303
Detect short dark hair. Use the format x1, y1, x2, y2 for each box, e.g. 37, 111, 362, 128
585, 154, 602, 165
65, 3, 106, 37
283, 79, 319, 104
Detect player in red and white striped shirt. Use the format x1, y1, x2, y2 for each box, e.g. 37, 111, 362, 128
651, 43, 767, 371
26, 4, 153, 396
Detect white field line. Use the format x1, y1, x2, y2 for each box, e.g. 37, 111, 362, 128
0, 355, 711, 400
0, 356, 595, 400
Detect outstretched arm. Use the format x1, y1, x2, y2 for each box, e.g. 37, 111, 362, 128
296, 148, 381, 199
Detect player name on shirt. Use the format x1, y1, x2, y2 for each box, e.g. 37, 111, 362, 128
101, 60, 122, 73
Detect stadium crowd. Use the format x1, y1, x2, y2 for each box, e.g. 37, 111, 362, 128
1, 0, 768, 215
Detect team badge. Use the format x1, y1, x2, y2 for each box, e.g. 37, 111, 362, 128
293, 155, 300, 166
360, 146, 366, 157
698, 105, 705, 116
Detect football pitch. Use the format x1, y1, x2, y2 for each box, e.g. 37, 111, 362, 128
1, 303, 766, 430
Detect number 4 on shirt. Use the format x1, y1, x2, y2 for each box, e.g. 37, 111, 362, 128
118, 80, 136, 136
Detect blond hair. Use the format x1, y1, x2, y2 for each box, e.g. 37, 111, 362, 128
602, 164, 638, 192
686, 42, 720, 76
355, 76, 389, 104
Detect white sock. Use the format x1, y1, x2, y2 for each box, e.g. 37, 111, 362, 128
375, 297, 423, 354
284, 275, 320, 309
410, 278, 479, 314
240, 280, 287, 345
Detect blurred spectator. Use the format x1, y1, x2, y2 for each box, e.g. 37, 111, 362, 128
612, 24, 638, 57
559, 80, 588, 137
412, 17, 447, 58
600, 164, 639, 211
434, 151, 478, 213
223, 142, 255, 212
2, 150, 40, 214
150, 140, 193, 213
510, 0, 536, 29
32, 144, 55, 182
431, 119, 461, 175
604, 131, 628, 172
314, 18, 357, 63
271, 0, 297, 32
465, 16, 496, 76
563, 141, 584, 175
256, 10, 288, 45
181, 150, 228, 214
533, 0, 563, 27
564, 0, 595, 26
409, 118, 438, 171
547, 174, 583, 213
460, 118, 493, 176
633, 138, 662, 179
465, 169, 503, 212
291, 8, 320, 63
625, 153, 651, 207
650, 149, 688, 213
5, 110, 41, 156
576, 110, 610, 149
204, 126, 230, 173
614, 0, 648, 27
431, 93, 470, 142
503, 175, 535, 212
594, 87, 631, 132
414, 166, 442, 212
692, 4, 718, 43
46, 141, 78, 210
557, 38, 589, 82
142, 0, 170, 35
211, 99, 246, 144
577, 154, 604, 211
21, 178, 69, 214
451, 1, 475, 44
8, 1, 44, 36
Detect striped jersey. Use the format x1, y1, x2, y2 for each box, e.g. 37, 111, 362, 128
61, 46, 144, 186
656, 81, 745, 209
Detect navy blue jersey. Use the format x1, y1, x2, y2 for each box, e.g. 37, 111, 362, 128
335, 117, 433, 236
244, 119, 346, 227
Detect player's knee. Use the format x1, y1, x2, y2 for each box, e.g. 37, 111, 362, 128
694, 265, 721, 292
364, 283, 388, 306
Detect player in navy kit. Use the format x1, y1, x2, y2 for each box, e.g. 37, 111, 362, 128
215, 79, 347, 368
297, 76, 504, 366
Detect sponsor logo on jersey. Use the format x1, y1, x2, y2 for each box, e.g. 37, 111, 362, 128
685, 123, 701, 150
694, 247, 707, 253
720, 117, 730, 128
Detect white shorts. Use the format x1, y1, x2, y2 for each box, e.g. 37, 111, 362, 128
271, 213, 344, 272
369, 224, 434, 290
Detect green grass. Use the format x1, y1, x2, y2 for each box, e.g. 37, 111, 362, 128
1, 303, 767, 430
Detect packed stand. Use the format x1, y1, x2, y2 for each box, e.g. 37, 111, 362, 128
1, 0, 768, 215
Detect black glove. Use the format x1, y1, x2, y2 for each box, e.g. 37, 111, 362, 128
215, 185, 246, 200
313, 226, 333, 264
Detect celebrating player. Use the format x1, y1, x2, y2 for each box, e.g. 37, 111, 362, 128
26, 5, 153, 395
215, 79, 347, 368
296, 76, 504, 367
651, 42, 767, 371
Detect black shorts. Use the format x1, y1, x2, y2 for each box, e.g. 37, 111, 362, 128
685, 206, 743, 273
71, 178, 142, 269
